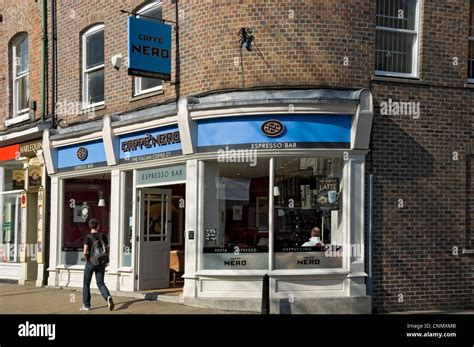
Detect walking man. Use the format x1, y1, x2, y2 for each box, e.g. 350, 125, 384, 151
80, 218, 114, 311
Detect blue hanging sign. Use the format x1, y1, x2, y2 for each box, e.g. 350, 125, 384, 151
128, 16, 172, 80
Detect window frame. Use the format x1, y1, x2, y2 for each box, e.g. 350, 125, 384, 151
468, 0, 474, 83
199, 155, 349, 272
82, 24, 105, 109
134, 1, 164, 96
374, 0, 421, 79
12, 33, 29, 118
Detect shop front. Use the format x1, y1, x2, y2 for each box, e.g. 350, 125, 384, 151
0, 139, 47, 286
43, 89, 373, 313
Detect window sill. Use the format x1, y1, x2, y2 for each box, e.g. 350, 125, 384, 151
195, 269, 349, 277
81, 103, 106, 115
117, 267, 133, 273
462, 249, 474, 256
371, 74, 423, 85
130, 89, 164, 102
464, 82, 474, 88
5, 113, 30, 127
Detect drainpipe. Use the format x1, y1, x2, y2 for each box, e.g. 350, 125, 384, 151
41, 0, 48, 121
367, 174, 374, 296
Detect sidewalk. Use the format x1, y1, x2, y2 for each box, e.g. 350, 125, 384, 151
0, 282, 248, 314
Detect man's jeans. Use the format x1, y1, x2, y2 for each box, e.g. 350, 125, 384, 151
83, 261, 111, 308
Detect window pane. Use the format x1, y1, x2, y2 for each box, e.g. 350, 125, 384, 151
375, 30, 415, 73
469, 41, 474, 80
470, 0, 474, 37
376, 0, 417, 30
136, 4, 163, 94
16, 75, 29, 111
274, 157, 344, 269
203, 159, 269, 270
141, 4, 162, 21
1, 194, 21, 263
141, 77, 162, 91
87, 68, 104, 104
62, 176, 110, 265
15, 36, 29, 75
86, 29, 104, 69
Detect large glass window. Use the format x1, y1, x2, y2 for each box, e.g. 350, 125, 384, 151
12, 34, 29, 117
202, 156, 346, 270
203, 159, 269, 270
375, 0, 419, 77
135, 1, 163, 95
82, 24, 105, 108
62, 174, 110, 265
0, 163, 24, 263
121, 171, 133, 267
468, 0, 474, 82
274, 157, 344, 269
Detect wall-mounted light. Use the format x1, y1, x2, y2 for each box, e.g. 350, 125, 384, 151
98, 191, 106, 207
273, 186, 280, 197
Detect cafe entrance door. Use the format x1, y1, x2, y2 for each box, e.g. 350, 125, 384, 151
136, 188, 171, 290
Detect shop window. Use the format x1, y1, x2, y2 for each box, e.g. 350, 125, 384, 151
468, 0, 474, 83
82, 24, 105, 108
134, 1, 163, 95
0, 163, 24, 263
62, 175, 110, 265
121, 171, 133, 267
11, 33, 29, 117
203, 159, 269, 270
375, 0, 420, 77
274, 157, 344, 269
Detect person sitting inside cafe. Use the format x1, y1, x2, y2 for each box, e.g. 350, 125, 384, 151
301, 227, 324, 247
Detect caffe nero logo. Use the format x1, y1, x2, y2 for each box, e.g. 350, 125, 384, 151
77, 147, 88, 161
261, 120, 285, 137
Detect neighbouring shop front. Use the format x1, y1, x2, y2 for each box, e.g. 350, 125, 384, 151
0, 139, 47, 286
43, 89, 373, 313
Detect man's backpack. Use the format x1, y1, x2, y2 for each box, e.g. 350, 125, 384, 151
89, 234, 109, 266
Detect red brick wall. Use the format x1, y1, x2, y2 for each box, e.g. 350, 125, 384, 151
0, 0, 42, 129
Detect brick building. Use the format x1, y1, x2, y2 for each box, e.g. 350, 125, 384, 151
1, 0, 472, 313
0, 0, 49, 286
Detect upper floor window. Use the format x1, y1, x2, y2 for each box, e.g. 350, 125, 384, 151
468, 0, 474, 83
375, 0, 420, 78
134, 1, 163, 96
82, 24, 104, 108
12, 33, 29, 117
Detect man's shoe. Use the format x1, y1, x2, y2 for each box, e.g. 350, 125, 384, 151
80, 306, 90, 311
107, 296, 114, 311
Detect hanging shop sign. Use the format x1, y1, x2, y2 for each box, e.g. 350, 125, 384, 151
19, 140, 42, 158
128, 16, 172, 80
316, 178, 341, 211
12, 170, 25, 190
57, 140, 107, 172
196, 114, 351, 152
136, 164, 186, 186
118, 126, 182, 163
27, 166, 42, 192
